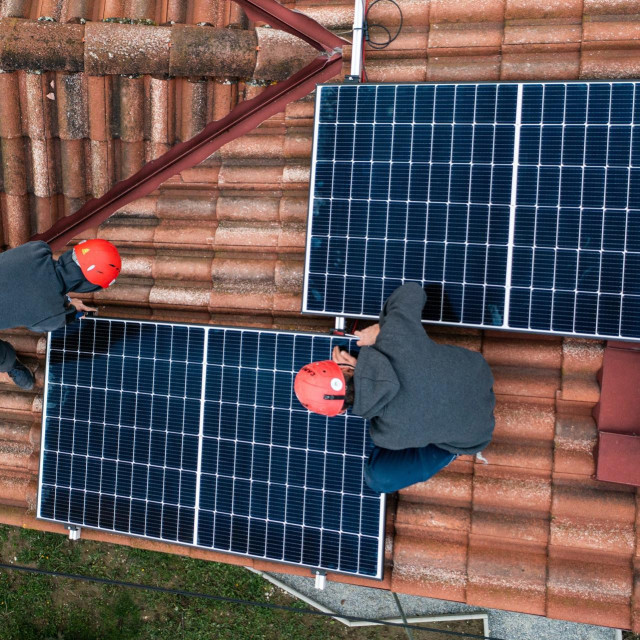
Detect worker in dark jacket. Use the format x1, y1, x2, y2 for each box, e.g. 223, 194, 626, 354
0, 239, 121, 390
294, 282, 496, 493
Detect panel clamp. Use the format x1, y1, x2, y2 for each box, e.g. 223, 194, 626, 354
66, 525, 81, 541
314, 570, 327, 590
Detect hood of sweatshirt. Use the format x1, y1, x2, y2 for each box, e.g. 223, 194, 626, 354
351, 347, 400, 419
54, 249, 102, 294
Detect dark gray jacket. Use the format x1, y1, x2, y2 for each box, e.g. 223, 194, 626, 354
0, 241, 100, 332
352, 283, 495, 455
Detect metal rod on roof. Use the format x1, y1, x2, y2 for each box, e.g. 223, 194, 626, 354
349, 0, 365, 80
392, 591, 415, 640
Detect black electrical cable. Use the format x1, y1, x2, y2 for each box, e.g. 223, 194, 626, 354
365, 0, 403, 50
0, 562, 508, 640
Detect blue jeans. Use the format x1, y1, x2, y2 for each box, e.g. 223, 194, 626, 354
0, 339, 16, 372
364, 444, 457, 493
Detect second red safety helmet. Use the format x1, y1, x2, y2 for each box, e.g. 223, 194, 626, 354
73, 239, 121, 288
294, 360, 347, 417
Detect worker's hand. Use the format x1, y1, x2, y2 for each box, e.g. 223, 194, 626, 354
354, 323, 380, 347
332, 346, 357, 368
69, 298, 98, 314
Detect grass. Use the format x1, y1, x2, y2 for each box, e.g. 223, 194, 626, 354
0, 524, 484, 640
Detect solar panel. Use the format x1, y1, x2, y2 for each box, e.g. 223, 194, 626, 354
303, 82, 640, 341
37, 318, 385, 579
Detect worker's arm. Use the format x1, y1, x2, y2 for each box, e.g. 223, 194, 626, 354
378, 282, 426, 329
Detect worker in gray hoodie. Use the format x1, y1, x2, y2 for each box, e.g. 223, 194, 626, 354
0, 239, 121, 390
294, 282, 496, 493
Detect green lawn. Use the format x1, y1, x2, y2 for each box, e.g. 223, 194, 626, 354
0, 524, 483, 639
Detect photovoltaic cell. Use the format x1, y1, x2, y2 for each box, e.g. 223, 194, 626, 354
303, 82, 640, 341
38, 318, 385, 579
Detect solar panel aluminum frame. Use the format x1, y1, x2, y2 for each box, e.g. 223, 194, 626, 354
36, 317, 386, 580
302, 80, 640, 343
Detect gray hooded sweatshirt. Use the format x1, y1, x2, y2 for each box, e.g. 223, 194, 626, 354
0, 241, 100, 333
352, 282, 495, 455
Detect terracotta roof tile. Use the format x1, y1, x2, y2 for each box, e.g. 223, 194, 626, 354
118, 76, 145, 142
102, 0, 126, 20
59, 138, 87, 197
85, 22, 169, 75
492, 364, 560, 397
0, 20, 84, 72
399, 465, 474, 506
55, 72, 88, 140
1, 136, 28, 195
27, 137, 57, 198
191, 0, 221, 26
467, 536, 548, 614
151, 255, 213, 282
584, 0, 640, 15
427, 55, 501, 82
550, 480, 635, 554
503, 20, 582, 48
125, 0, 157, 20
501, 50, 581, 79
88, 139, 116, 197
254, 27, 319, 81
23, 72, 56, 140
0, 74, 22, 139
583, 14, 640, 47
149, 77, 175, 145
156, 192, 216, 219
580, 47, 640, 78
119, 139, 145, 178
397, 497, 472, 533
86, 76, 111, 141
428, 23, 504, 52
553, 415, 598, 475
392, 529, 469, 600
364, 58, 428, 82
484, 335, 562, 368
0, 1, 29, 18
547, 547, 632, 628
179, 79, 209, 141
152, 218, 215, 248
506, 0, 583, 19
0, 193, 30, 246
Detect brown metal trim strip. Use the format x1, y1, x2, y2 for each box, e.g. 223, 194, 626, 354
234, 0, 347, 52
31, 0, 347, 250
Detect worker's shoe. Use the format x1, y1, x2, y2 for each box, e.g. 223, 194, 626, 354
8, 360, 35, 391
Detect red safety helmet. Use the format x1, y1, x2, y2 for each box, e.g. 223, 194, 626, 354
73, 239, 121, 288
294, 360, 348, 417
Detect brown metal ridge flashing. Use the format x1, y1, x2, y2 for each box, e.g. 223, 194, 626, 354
235, 0, 346, 53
